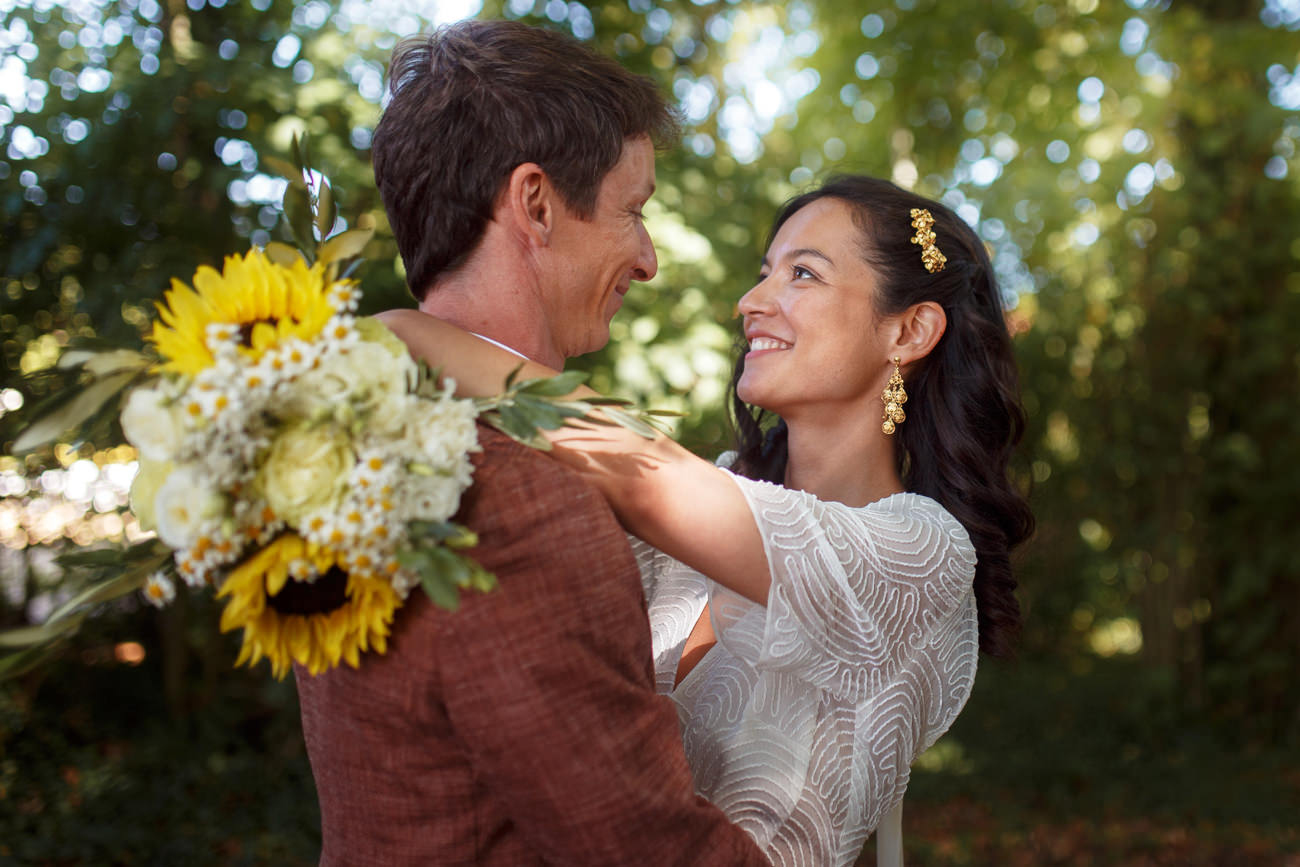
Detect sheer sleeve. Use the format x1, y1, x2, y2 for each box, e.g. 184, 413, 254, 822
711, 471, 977, 711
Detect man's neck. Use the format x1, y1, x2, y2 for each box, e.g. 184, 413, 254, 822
417, 259, 564, 369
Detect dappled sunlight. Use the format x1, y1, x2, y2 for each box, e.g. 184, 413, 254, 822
2, 0, 1299, 860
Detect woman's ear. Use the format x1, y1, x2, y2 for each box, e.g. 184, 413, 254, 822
891, 301, 947, 364
498, 162, 555, 247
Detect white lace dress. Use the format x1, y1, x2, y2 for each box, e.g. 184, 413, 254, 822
632, 469, 979, 867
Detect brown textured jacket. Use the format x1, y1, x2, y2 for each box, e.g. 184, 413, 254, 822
296, 427, 768, 865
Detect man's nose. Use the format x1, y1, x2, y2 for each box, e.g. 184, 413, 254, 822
632, 224, 658, 282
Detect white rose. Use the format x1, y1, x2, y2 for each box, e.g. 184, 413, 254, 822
155, 466, 224, 550
257, 424, 354, 524
121, 386, 186, 461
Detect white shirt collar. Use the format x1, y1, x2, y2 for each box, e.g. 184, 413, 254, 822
470, 332, 529, 361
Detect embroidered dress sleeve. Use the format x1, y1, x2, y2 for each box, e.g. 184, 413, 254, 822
711, 471, 978, 730
678, 472, 979, 864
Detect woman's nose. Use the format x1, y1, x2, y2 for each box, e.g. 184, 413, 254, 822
737, 275, 775, 317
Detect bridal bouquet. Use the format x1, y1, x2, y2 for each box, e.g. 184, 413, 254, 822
2, 140, 666, 680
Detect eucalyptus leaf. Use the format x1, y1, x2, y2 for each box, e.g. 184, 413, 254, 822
260, 155, 301, 183
283, 180, 316, 252
580, 396, 637, 407
44, 558, 157, 625
290, 132, 306, 173
0, 613, 85, 648
490, 405, 550, 447
57, 349, 98, 369
12, 370, 138, 453
314, 178, 335, 238
467, 562, 497, 593
600, 406, 659, 439
420, 571, 462, 611
0, 642, 68, 680
512, 394, 569, 430
516, 370, 588, 397
299, 134, 313, 175
318, 227, 374, 266
537, 400, 594, 420
83, 349, 150, 378
263, 241, 305, 267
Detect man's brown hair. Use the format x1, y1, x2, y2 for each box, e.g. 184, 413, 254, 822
372, 20, 680, 301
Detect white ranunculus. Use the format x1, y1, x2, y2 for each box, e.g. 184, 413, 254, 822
282, 357, 353, 421
408, 474, 467, 523
257, 424, 354, 524
121, 386, 186, 461
346, 338, 414, 406
154, 466, 224, 550
408, 397, 480, 469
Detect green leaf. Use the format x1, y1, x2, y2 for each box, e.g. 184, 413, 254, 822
261, 155, 301, 183
467, 561, 497, 593
421, 573, 460, 610
290, 132, 307, 174
314, 177, 335, 238
283, 179, 316, 252
536, 399, 594, 421
580, 396, 637, 407
0, 613, 85, 649
512, 394, 569, 430
516, 370, 589, 397
44, 557, 158, 625
82, 349, 150, 378
263, 241, 305, 267
0, 642, 69, 680
298, 133, 313, 175
489, 405, 551, 447
318, 227, 374, 266
600, 406, 659, 439
12, 370, 138, 452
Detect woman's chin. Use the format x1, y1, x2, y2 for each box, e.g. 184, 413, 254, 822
737, 378, 778, 414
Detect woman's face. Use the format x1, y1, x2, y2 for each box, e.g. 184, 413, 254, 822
737, 197, 895, 419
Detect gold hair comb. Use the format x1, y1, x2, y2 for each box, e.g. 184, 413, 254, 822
909, 208, 946, 273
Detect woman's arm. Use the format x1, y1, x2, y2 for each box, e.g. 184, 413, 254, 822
374, 309, 772, 603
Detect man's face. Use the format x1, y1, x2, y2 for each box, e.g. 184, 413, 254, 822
543, 136, 658, 359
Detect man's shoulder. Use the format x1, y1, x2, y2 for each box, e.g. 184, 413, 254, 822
459, 424, 630, 564
466, 424, 602, 509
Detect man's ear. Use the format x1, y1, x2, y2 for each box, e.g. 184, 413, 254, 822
499, 162, 556, 247
891, 301, 947, 365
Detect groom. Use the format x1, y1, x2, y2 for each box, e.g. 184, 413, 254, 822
295, 20, 766, 865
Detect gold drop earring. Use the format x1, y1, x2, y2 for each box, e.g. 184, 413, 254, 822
881, 357, 907, 435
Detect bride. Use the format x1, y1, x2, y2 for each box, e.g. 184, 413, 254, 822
379, 175, 1033, 866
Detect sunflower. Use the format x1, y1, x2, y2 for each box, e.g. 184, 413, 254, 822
217, 533, 400, 679
150, 248, 342, 376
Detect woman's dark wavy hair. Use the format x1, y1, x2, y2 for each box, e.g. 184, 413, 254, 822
729, 175, 1034, 657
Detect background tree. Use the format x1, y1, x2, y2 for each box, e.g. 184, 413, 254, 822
2, 0, 1297, 862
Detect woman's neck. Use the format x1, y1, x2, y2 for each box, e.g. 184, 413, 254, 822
783, 410, 904, 508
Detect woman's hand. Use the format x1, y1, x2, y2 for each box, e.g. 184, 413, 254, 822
374, 309, 772, 604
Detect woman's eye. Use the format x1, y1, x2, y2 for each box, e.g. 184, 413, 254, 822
792, 265, 815, 280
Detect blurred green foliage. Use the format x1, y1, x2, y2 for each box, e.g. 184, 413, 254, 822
1, 0, 1299, 861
